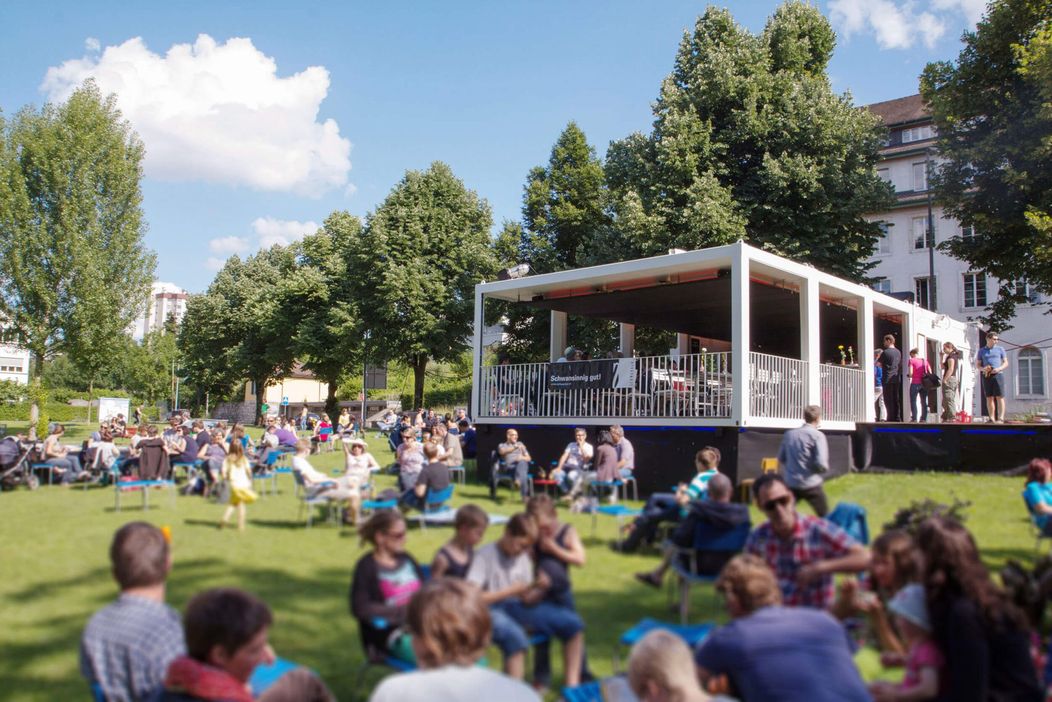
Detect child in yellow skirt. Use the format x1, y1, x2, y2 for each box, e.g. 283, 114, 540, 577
220, 440, 257, 531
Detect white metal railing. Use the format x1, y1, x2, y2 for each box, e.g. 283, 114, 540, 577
820, 363, 867, 423
748, 352, 808, 421
477, 351, 732, 420
478, 352, 868, 423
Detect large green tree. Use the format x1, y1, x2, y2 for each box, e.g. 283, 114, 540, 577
350, 162, 496, 408
0, 81, 155, 433
921, 0, 1052, 329
605, 2, 892, 279
178, 247, 299, 418
285, 211, 364, 418
494, 123, 617, 361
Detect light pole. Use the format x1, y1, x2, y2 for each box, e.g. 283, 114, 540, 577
925, 148, 937, 312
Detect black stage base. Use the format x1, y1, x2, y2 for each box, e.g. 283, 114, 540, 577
475, 422, 1052, 499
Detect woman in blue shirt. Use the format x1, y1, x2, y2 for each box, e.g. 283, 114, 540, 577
1023, 458, 1052, 535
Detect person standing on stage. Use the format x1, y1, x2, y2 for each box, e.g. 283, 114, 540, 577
778, 405, 830, 517
873, 349, 885, 421
878, 334, 903, 422
977, 332, 1009, 423
940, 341, 961, 422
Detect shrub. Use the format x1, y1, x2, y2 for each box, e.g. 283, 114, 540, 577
884, 496, 971, 535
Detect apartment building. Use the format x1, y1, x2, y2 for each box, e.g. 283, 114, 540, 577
131, 281, 188, 339
0, 325, 30, 385
865, 94, 1050, 417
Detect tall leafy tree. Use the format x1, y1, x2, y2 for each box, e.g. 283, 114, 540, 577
605, 2, 892, 279
495, 124, 617, 360
286, 211, 364, 418
0, 81, 155, 432
178, 247, 299, 419
350, 162, 496, 407
921, 0, 1052, 329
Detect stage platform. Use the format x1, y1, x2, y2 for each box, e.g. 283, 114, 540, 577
474, 421, 1052, 499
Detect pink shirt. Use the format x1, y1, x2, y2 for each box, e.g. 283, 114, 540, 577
908, 357, 929, 385
901, 639, 944, 693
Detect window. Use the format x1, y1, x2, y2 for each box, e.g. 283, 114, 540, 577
872, 278, 892, 294
912, 216, 933, 249
960, 224, 975, 240
912, 162, 929, 191
1018, 348, 1045, 397
963, 273, 987, 308
915, 277, 931, 310
876, 222, 891, 255
902, 125, 934, 143
1010, 279, 1041, 304
0, 356, 23, 373
877, 168, 891, 184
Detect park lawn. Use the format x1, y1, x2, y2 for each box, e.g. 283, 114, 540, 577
0, 430, 1040, 701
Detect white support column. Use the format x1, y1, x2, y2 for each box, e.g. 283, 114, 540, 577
619, 323, 635, 357
800, 277, 821, 407
470, 290, 484, 420
550, 311, 568, 363
730, 244, 750, 425
858, 296, 876, 421
904, 307, 917, 421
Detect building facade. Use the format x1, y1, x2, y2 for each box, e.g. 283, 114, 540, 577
865, 95, 1050, 418
131, 282, 188, 339
0, 325, 30, 385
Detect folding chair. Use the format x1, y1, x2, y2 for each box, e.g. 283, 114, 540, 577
613, 617, 714, 671
738, 456, 779, 503
668, 521, 751, 623
291, 470, 339, 528
414, 484, 455, 531
826, 502, 870, 545
447, 463, 466, 484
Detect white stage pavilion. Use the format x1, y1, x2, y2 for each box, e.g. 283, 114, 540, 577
470, 241, 972, 432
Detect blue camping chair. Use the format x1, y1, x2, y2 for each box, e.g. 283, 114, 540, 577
668, 520, 751, 623
415, 484, 455, 530
1022, 492, 1052, 554
826, 502, 870, 545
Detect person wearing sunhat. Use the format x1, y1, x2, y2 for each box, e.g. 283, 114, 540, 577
868, 584, 944, 701
342, 437, 380, 525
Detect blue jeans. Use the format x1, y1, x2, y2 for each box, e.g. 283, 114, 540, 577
910, 383, 928, 422
45, 455, 82, 484
492, 460, 529, 498
489, 602, 530, 657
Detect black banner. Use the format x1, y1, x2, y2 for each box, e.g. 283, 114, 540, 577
547, 359, 618, 390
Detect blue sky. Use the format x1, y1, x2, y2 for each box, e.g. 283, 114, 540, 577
0, 0, 983, 292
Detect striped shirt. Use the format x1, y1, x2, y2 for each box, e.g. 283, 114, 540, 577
80, 594, 185, 702
684, 469, 719, 501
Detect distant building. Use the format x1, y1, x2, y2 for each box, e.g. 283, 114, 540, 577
131, 282, 188, 339
0, 325, 30, 385
864, 94, 1050, 417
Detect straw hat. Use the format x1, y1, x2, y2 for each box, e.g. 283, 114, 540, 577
347, 438, 368, 449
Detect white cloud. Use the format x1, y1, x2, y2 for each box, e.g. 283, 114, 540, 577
931, 0, 986, 25
830, 0, 946, 49
41, 34, 352, 196
204, 257, 227, 272
208, 236, 251, 255
84, 37, 100, 53
252, 216, 318, 248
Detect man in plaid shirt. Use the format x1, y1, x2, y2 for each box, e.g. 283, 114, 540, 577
81, 522, 185, 701
745, 474, 869, 609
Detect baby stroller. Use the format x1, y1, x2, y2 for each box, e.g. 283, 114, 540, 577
0, 436, 39, 490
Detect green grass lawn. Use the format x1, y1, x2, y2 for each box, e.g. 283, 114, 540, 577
0, 425, 1040, 701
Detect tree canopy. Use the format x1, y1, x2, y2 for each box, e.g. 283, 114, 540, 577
605, 2, 892, 280
0, 81, 155, 429
921, 0, 1052, 329
349, 162, 496, 407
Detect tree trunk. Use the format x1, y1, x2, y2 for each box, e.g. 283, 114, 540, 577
412, 354, 428, 409
28, 353, 44, 440
253, 376, 264, 426
87, 378, 95, 423
324, 380, 340, 422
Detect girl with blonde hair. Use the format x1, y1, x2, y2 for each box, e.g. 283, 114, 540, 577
219, 439, 257, 531
628, 629, 711, 702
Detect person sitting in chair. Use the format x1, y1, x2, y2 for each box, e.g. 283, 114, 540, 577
400, 442, 450, 511
492, 428, 531, 501
634, 473, 750, 588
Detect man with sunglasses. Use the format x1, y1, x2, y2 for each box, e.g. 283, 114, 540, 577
746, 474, 869, 609
977, 331, 1008, 423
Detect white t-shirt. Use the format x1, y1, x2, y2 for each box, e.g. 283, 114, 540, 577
369, 665, 541, 702
465, 542, 533, 593
292, 455, 331, 486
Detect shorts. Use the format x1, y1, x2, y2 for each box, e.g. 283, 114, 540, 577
982, 372, 1005, 398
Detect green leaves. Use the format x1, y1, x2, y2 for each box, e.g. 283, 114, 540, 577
923, 0, 1052, 328
0, 80, 154, 384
